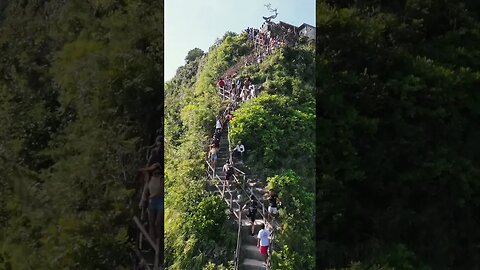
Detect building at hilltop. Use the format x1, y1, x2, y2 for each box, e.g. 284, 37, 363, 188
260, 20, 316, 40
298, 23, 316, 40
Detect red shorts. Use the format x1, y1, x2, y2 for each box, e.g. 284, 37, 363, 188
259, 245, 268, 255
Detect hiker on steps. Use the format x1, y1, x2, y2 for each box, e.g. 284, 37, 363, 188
249, 84, 256, 99
215, 116, 222, 132
232, 141, 245, 162
242, 195, 258, 236
223, 160, 234, 183
265, 190, 279, 223
243, 77, 251, 89
211, 136, 220, 149
235, 78, 242, 94
240, 87, 247, 102
257, 223, 271, 266
138, 163, 164, 251
147, 135, 163, 166
213, 128, 221, 142
208, 145, 219, 173
230, 80, 236, 100
217, 77, 225, 95
224, 111, 234, 124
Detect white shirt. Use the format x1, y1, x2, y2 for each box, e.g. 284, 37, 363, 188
257, 229, 271, 246
223, 164, 230, 172
234, 144, 245, 153
216, 120, 222, 129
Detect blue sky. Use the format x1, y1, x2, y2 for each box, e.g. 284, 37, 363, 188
164, 0, 315, 81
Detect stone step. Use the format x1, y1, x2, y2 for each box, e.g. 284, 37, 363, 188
241, 220, 264, 244
242, 244, 265, 262
240, 258, 265, 270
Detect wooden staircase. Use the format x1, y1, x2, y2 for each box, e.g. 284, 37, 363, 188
206, 126, 270, 270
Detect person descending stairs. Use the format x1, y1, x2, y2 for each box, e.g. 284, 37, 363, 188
239, 196, 269, 270
206, 126, 241, 215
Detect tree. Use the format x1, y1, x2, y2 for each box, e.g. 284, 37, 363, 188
0, 1, 163, 268
317, 1, 480, 268
185, 48, 205, 63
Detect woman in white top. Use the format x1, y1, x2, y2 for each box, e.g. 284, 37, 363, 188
240, 87, 247, 102
249, 84, 256, 99
215, 117, 222, 132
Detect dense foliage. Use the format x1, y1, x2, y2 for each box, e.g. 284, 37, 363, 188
165, 29, 316, 269
164, 34, 250, 269
229, 43, 316, 187
317, 0, 480, 269
267, 171, 315, 269
0, 1, 162, 269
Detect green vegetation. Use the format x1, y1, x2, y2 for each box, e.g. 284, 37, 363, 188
164, 33, 250, 269
0, 1, 162, 269
267, 171, 315, 269
165, 28, 315, 268
317, 0, 480, 269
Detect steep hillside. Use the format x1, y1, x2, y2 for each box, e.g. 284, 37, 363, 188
165, 25, 315, 269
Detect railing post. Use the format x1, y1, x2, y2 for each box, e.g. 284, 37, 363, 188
154, 238, 159, 270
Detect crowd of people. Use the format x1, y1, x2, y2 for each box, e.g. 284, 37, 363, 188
217, 72, 256, 103
215, 23, 299, 103
243, 191, 279, 266
246, 26, 283, 60
243, 22, 294, 64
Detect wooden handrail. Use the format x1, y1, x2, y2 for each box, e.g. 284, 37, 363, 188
133, 216, 160, 270
132, 140, 164, 270
133, 248, 153, 270
134, 217, 159, 254
205, 157, 243, 269
205, 159, 241, 219
234, 167, 246, 175
234, 202, 242, 270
